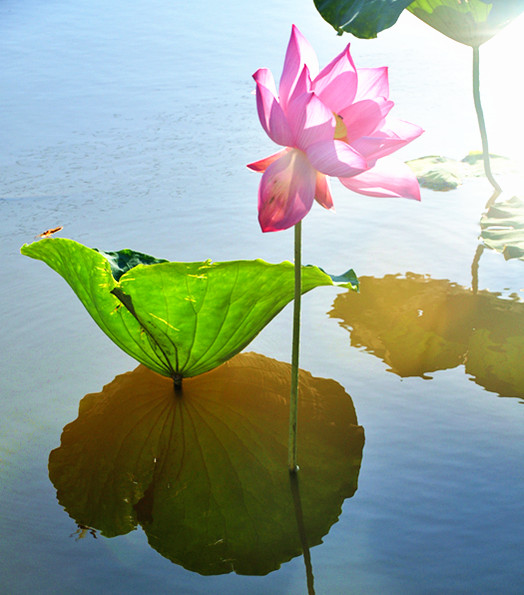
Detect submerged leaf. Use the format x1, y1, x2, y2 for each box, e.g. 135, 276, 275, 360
21, 238, 354, 379
49, 352, 364, 575
313, 0, 414, 37
407, 0, 524, 47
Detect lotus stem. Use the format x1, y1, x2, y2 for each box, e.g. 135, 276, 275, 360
472, 45, 501, 194
288, 221, 302, 473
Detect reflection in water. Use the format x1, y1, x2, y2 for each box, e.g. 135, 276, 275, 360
329, 274, 524, 400
49, 352, 364, 578
471, 187, 501, 295
289, 473, 315, 595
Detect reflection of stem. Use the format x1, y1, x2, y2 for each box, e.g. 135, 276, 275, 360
289, 472, 315, 595
472, 188, 501, 293
483, 187, 501, 212
288, 221, 302, 473
471, 244, 484, 294
472, 46, 502, 194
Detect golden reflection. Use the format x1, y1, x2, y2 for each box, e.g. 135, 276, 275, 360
49, 352, 364, 577
329, 273, 524, 399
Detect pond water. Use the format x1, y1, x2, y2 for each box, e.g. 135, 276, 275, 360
2, 1, 524, 593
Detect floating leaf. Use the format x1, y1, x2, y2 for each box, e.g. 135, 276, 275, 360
406, 152, 521, 191
21, 238, 356, 380
407, 0, 524, 47
313, 0, 414, 37
329, 273, 524, 400
480, 195, 524, 260
406, 155, 463, 190
49, 352, 365, 575
461, 151, 521, 178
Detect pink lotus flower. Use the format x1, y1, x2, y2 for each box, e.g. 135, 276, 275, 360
248, 25, 424, 232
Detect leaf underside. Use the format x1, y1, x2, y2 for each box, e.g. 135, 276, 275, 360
314, 0, 524, 44
408, 0, 524, 47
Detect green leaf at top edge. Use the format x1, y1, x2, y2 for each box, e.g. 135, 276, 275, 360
21, 238, 356, 380
407, 0, 524, 47
314, 0, 415, 38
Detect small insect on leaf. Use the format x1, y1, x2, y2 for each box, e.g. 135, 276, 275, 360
35, 226, 63, 240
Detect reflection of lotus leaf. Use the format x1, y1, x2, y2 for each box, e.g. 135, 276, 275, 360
329, 273, 524, 399
480, 195, 524, 261
49, 353, 364, 576
467, 330, 524, 398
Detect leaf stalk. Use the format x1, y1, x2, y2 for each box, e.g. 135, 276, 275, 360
472, 45, 501, 194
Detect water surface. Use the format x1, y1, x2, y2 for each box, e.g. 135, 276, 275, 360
1, 1, 524, 593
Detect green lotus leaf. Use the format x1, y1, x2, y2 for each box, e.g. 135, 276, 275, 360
480, 195, 524, 260
407, 0, 524, 47
49, 352, 365, 575
21, 238, 356, 380
313, 0, 414, 38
